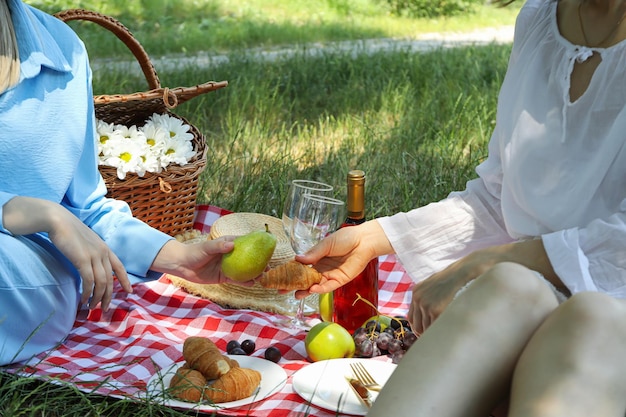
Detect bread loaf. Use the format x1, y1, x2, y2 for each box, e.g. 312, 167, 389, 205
169, 366, 207, 402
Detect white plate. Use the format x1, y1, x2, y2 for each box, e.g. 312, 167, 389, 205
292, 358, 396, 416
147, 355, 287, 411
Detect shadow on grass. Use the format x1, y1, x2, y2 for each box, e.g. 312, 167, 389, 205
139, 44, 512, 215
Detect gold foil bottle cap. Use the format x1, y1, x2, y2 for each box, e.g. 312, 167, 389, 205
346, 170, 365, 220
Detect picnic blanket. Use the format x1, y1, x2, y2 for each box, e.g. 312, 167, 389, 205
4, 205, 413, 417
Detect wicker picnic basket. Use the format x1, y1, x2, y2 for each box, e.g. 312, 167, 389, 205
55, 9, 228, 236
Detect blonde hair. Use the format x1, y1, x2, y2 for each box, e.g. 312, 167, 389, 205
0, 0, 20, 94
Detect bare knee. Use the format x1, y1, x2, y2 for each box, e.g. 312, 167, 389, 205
555, 292, 626, 342
477, 262, 559, 313
523, 292, 626, 402
509, 293, 626, 417
453, 262, 559, 330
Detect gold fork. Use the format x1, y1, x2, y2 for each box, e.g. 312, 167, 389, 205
350, 362, 382, 392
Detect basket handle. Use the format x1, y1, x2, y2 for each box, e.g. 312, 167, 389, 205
55, 9, 161, 91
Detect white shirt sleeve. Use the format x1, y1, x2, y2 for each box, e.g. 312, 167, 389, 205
543, 205, 626, 298
378, 177, 515, 283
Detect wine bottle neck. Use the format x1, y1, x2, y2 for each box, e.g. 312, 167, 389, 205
346, 170, 366, 221
346, 211, 365, 221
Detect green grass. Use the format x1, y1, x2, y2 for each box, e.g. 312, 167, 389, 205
141, 43, 510, 218
29, 0, 519, 57
90, 44, 510, 218
0, 369, 204, 416
5, 1, 515, 415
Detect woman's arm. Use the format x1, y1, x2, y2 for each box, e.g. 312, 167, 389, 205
542, 210, 626, 298
2, 196, 132, 311
408, 237, 563, 333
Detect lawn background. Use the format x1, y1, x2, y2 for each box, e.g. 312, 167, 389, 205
33, 0, 518, 218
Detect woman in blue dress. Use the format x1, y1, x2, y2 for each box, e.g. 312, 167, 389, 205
0, 0, 236, 365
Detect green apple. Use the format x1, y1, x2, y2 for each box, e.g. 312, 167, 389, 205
305, 322, 355, 362
318, 292, 333, 322
221, 224, 277, 282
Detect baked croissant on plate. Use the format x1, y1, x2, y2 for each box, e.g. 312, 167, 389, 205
224, 355, 240, 368
183, 336, 231, 380
259, 260, 322, 290
204, 366, 262, 403
169, 366, 206, 403
170, 336, 262, 404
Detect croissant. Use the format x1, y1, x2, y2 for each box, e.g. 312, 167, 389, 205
224, 355, 240, 368
259, 261, 322, 290
183, 336, 231, 379
204, 367, 262, 403
169, 366, 207, 403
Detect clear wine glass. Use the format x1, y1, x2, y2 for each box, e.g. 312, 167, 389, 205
287, 193, 344, 330
279, 180, 333, 321
281, 180, 334, 238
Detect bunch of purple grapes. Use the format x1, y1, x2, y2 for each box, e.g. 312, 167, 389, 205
352, 316, 418, 364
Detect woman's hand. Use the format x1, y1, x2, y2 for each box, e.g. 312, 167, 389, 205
3, 197, 132, 312
408, 239, 564, 334
150, 237, 239, 284
295, 220, 393, 297
408, 250, 496, 335
48, 212, 132, 311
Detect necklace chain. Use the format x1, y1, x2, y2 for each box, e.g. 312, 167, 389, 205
577, 1, 626, 47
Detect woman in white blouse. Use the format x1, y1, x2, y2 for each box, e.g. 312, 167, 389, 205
299, 0, 626, 415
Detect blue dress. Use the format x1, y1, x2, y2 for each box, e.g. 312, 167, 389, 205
0, 0, 172, 364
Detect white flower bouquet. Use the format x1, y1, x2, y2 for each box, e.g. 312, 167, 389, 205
96, 113, 196, 180
55, 8, 226, 237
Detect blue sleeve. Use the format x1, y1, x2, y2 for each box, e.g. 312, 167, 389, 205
59, 41, 173, 279
63, 105, 173, 279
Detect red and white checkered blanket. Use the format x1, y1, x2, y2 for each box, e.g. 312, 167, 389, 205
7, 205, 413, 417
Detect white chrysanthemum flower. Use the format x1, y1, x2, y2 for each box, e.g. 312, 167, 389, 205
114, 124, 144, 141
141, 121, 169, 155
98, 130, 125, 164
95, 114, 196, 176
101, 134, 146, 180
96, 120, 116, 141
149, 113, 194, 142
159, 136, 196, 168
95, 120, 117, 158
137, 143, 162, 174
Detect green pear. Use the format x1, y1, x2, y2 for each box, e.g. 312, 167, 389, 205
221, 224, 277, 282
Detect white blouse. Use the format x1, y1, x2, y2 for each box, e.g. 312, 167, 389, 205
378, 0, 626, 298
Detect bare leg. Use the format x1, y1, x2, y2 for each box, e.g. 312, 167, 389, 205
508, 292, 626, 417
367, 262, 558, 417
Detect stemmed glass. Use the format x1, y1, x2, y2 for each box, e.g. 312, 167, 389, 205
279, 180, 334, 321
281, 180, 334, 238
285, 193, 344, 330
